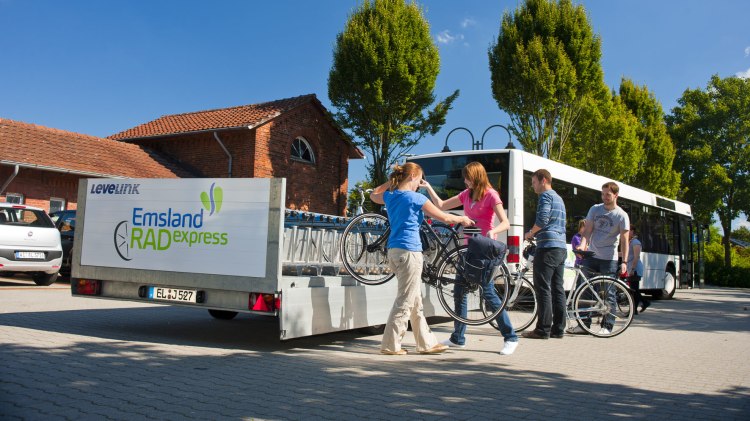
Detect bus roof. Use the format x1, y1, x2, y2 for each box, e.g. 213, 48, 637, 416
410, 148, 692, 218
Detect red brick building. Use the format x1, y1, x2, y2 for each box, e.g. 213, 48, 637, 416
1, 94, 363, 215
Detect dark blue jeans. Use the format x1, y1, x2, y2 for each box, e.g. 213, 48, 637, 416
449, 268, 518, 345
580, 257, 617, 330
532, 247, 567, 337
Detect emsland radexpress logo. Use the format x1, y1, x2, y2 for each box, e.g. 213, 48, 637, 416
113, 183, 229, 261
200, 182, 223, 215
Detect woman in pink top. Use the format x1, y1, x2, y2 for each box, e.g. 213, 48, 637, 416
422, 162, 518, 355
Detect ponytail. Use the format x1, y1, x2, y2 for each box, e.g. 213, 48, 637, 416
388, 162, 423, 191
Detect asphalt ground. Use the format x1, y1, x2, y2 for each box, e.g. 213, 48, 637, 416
1, 274, 748, 420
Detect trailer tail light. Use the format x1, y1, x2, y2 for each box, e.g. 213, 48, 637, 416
249, 293, 278, 313
74, 279, 101, 296
507, 235, 520, 263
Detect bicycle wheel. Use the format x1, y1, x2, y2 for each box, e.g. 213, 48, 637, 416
339, 213, 394, 285
572, 276, 634, 338
435, 246, 508, 325
491, 276, 537, 332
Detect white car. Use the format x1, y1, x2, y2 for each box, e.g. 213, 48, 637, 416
0, 203, 62, 285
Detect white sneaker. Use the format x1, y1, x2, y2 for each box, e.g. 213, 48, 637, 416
598, 327, 611, 335
567, 325, 588, 334
440, 338, 466, 349
500, 341, 518, 355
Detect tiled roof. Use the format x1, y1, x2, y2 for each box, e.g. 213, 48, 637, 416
0, 118, 194, 178
109, 94, 321, 141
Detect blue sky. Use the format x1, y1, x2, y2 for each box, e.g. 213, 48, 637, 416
2, 1, 749, 224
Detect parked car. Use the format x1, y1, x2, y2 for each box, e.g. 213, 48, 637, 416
0, 203, 62, 285
50, 210, 76, 275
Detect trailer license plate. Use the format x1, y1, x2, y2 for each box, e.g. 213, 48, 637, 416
16, 251, 45, 259
148, 287, 197, 303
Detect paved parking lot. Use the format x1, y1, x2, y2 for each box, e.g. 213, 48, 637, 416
1, 275, 749, 420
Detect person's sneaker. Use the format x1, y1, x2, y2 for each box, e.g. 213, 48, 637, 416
521, 330, 549, 339
567, 325, 588, 334
440, 338, 466, 349
380, 349, 408, 355
419, 343, 449, 354
598, 327, 611, 335
500, 341, 519, 355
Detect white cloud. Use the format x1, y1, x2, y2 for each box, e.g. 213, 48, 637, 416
736, 67, 750, 79
461, 18, 476, 28
745, 46, 750, 57
436, 30, 464, 45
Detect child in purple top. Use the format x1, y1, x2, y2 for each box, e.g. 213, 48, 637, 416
571, 219, 586, 267
422, 161, 519, 356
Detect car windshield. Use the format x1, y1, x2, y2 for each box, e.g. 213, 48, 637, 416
0, 208, 55, 228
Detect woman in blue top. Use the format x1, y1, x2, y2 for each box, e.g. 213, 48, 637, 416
371, 162, 474, 355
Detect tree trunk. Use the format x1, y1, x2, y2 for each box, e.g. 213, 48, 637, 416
722, 222, 732, 268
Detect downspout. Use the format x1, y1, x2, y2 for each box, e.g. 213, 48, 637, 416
213, 132, 233, 178
1, 164, 20, 195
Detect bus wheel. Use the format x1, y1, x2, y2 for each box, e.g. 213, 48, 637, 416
653, 271, 676, 300
208, 310, 238, 320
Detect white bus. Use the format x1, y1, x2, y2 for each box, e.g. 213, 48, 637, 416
409, 148, 695, 299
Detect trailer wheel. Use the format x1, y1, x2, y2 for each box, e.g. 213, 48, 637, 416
208, 310, 238, 320
359, 324, 385, 335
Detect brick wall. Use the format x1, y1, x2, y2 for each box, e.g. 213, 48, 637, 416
0, 166, 80, 211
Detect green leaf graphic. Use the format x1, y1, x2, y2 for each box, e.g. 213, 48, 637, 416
214, 187, 223, 213
200, 191, 210, 211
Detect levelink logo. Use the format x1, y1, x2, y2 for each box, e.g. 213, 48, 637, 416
200, 183, 223, 215
113, 183, 229, 261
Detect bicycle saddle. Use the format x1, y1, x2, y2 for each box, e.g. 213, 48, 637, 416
576, 250, 596, 258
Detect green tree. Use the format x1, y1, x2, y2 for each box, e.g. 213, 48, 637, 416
328, 0, 458, 184
667, 75, 750, 267
619, 78, 681, 198
731, 226, 750, 243
488, 0, 604, 160
561, 90, 643, 182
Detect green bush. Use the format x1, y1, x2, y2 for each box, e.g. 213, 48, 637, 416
702, 227, 750, 287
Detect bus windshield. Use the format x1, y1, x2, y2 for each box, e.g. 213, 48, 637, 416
409, 152, 510, 207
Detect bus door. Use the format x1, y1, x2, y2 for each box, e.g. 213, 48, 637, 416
679, 218, 694, 288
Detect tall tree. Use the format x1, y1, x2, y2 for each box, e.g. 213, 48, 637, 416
328, 0, 458, 184
619, 78, 680, 198
488, 0, 604, 160
561, 90, 643, 182
667, 75, 750, 267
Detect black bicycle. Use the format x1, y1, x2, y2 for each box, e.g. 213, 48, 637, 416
339, 212, 511, 325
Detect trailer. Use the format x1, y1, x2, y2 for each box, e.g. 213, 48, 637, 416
71, 178, 445, 339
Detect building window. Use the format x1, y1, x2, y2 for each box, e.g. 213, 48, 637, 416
291, 137, 315, 164
4, 193, 23, 204
50, 197, 66, 213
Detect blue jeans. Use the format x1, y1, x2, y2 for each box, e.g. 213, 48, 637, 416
449, 268, 518, 345
580, 257, 617, 330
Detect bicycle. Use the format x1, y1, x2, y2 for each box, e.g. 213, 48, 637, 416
492, 240, 635, 338
339, 210, 512, 325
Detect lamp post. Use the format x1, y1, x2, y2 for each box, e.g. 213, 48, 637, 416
441, 127, 475, 152
481, 124, 516, 150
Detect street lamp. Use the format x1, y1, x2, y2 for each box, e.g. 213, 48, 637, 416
481, 124, 516, 150
441, 127, 475, 152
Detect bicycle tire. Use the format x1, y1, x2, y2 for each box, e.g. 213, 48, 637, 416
572, 276, 634, 338
491, 276, 537, 332
435, 246, 509, 325
339, 213, 394, 285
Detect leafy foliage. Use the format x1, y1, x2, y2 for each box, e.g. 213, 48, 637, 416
667, 75, 750, 267
618, 78, 680, 197
328, 0, 458, 184
488, 0, 604, 160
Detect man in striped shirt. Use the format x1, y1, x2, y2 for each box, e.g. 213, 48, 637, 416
523, 169, 568, 340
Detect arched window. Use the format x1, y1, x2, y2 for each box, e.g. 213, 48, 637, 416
291, 137, 315, 164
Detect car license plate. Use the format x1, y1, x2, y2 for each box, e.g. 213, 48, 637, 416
148, 286, 197, 303
15, 251, 45, 259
